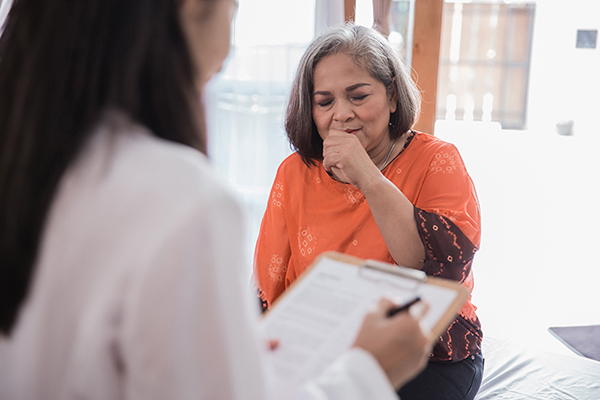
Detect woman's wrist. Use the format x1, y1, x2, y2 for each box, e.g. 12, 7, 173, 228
357, 170, 392, 197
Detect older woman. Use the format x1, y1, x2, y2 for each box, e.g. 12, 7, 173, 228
254, 24, 483, 400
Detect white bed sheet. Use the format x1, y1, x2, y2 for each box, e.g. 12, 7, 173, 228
475, 337, 600, 400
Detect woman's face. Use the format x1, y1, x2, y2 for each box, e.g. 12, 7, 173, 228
311, 52, 397, 157
179, 0, 237, 89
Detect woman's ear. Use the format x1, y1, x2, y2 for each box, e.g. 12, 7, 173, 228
389, 79, 398, 114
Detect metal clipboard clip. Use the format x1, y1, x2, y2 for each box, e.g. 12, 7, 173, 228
358, 260, 427, 295
360, 259, 427, 282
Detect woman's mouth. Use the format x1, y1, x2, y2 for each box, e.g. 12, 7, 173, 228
344, 129, 359, 134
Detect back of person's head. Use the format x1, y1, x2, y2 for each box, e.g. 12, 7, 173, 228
286, 23, 421, 166
0, 0, 208, 335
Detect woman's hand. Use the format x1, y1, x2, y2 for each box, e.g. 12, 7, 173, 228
322, 129, 381, 188
352, 297, 432, 389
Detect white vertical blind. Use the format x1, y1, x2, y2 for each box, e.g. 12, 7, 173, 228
205, 0, 317, 270
0, 0, 14, 35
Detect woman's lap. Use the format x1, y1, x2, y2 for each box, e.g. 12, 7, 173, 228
397, 352, 484, 400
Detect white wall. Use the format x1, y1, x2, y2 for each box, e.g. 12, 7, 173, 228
527, 0, 600, 136
437, 124, 600, 355
434, 0, 600, 355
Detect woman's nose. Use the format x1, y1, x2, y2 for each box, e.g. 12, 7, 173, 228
333, 100, 354, 122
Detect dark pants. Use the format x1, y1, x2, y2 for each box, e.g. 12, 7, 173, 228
397, 352, 484, 400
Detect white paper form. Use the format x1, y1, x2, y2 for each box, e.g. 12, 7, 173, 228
259, 256, 460, 399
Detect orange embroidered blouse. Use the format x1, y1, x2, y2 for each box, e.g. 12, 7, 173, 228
254, 131, 482, 362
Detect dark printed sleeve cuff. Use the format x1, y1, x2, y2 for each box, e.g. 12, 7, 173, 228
414, 207, 478, 282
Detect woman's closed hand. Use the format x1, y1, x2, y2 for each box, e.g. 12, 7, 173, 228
322, 129, 381, 187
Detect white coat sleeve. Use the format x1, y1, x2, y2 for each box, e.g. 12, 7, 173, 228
295, 348, 400, 400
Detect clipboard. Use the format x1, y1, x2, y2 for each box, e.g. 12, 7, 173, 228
259, 251, 470, 397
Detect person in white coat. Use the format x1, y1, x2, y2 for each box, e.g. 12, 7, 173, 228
0, 0, 432, 399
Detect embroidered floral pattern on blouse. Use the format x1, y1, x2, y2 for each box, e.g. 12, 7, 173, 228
267, 254, 286, 283
270, 181, 284, 208
343, 186, 365, 205
298, 227, 317, 257
429, 151, 458, 175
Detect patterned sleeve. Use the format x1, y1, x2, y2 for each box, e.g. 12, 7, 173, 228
411, 141, 483, 361
414, 208, 477, 281
253, 166, 292, 310
414, 207, 483, 361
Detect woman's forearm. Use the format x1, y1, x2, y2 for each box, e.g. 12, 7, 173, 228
359, 173, 425, 269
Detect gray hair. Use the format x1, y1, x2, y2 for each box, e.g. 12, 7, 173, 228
285, 23, 421, 165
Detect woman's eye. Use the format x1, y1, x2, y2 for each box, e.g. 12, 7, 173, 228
317, 100, 333, 107
351, 94, 368, 101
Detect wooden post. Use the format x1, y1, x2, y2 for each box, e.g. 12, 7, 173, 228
344, 0, 356, 22
411, 0, 444, 135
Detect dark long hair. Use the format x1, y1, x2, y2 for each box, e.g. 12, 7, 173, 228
0, 0, 209, 335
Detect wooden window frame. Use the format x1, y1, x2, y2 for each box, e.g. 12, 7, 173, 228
344, 0, 443, 135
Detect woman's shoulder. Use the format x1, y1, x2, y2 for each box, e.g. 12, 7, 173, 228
403, 131, 471, 175
277, 151, 321, 176
400, 130, 462, 163
279, 151, 308, 167
409, 131, 458, 153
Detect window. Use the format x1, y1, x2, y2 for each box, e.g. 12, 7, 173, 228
355, 0, 415, 65
436, 1, 535, 129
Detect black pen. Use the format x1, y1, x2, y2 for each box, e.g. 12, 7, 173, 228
386, 296, 421, 318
